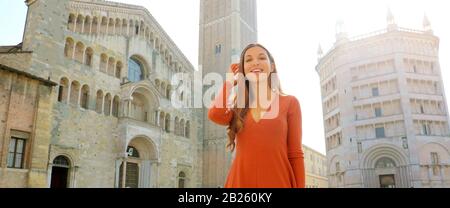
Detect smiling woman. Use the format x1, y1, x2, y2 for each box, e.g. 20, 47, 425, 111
208, 43, 306, 188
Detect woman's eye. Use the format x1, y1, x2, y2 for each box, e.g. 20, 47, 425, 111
245, 59, 252, 62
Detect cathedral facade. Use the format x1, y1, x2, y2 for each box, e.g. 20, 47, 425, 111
1, 0, 202, 188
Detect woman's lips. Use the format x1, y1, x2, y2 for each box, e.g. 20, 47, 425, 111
250, 69, 263, 73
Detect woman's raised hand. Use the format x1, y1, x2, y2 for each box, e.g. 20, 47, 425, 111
227, 63, 240, 86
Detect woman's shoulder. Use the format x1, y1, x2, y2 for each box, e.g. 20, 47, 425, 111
279, 93, 298, 101
279, 93, 300, 107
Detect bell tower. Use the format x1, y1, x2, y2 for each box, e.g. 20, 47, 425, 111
199, 0, 257, 187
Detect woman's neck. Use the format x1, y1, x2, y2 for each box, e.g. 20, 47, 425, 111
249, 81, 274, 109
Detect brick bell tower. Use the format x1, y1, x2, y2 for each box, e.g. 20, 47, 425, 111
199, 0, 258, 187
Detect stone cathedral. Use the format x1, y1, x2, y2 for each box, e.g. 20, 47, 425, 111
0, 0, 256, 188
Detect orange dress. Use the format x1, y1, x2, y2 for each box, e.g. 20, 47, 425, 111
208, 82, 305, 188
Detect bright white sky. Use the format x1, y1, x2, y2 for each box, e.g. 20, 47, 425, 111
1, 0, 449, 155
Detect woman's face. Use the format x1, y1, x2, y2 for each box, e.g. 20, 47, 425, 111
243, 46, 274, 83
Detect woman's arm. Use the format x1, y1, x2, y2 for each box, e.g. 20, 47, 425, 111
287, 96, 306, 188
207, 81, 234, 126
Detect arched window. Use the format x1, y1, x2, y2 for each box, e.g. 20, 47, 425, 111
159, 112, 165, 129
100, 54, 108, 73
112, 96, 120, 117
76, 15, 84, 33
150, 32, 154, 46
178, 172, 186, 188
175, 117, 179, 135
108, 18, 114, 35
100, 17, 108, 34
84, 47, 93, 66
145, 27, 150, 41
140, 21, 145, 37
53, 155, 70, 167
84, 16, 91, 34
161, 82, 166, 96
122, 19, 128, 35
104, 93, 112, 116
129, 20, 134, 35
130, 92, 149, 122
165, 114, 171, 132
68, 14, 76, 31
64, 38, 74, 59
115, 18, 121, 35
375, 157, 396, 169
81, 85, 90, 109
70, 81, 80, 107
74, 42, 85, 63
128, 57, 144, 82
91, 17, 98, 34
180, 119, 185, 137
166, 85, 172, 100
185, 121, 190, 138
115, 61, 123, 79
58, 78, 69, 103
96, 90, 103, 114
155, 38, 160, 51
135, 20, 140, 35
50, 155, 71, 188
108, 57, 115, 76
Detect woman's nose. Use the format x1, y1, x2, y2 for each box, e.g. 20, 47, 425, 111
251, 60, 260, 66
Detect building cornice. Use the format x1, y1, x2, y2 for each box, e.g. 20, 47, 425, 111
0, 63, 57, 86
70, 0, 195, 72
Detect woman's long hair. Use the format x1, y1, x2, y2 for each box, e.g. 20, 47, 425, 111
226, 43, 283, 152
